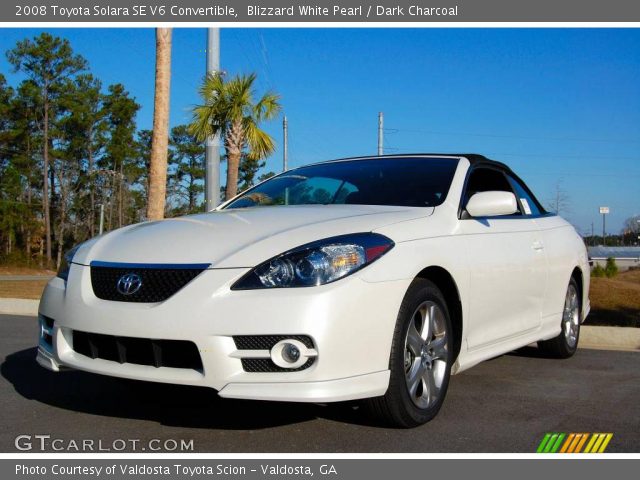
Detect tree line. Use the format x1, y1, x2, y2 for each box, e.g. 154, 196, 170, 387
0, 32, 277, 269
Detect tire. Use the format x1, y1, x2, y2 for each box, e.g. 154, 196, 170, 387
538, 277, 581, 358
366, 278, 453, 428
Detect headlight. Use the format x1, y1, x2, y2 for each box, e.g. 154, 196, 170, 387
56, 244, 82, 281
232, 233, 394, 289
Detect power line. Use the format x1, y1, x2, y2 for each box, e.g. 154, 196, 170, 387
393, 127, 640, 145
493, 152, 640, 162
516, 171, 640, 178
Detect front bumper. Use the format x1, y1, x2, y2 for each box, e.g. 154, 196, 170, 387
37, 265, 408, 402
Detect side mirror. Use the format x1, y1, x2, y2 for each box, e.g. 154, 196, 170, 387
466, 191, 518, 217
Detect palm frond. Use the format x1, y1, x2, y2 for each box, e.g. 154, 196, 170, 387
253, 92, 281, 121
243, 117, 275, 160
189, 71, 278, 167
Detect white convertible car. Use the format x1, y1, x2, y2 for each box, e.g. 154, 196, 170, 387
37, 154, 590, 427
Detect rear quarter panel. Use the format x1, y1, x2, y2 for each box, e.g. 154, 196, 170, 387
535, 215, 590, 327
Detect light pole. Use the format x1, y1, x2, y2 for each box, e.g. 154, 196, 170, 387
205, 28, 221, 211
377, 112, 383, 156
283, 115, 288, 172
599, 206, 609, 246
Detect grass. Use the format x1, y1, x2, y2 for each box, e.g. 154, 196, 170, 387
0, 265, 56, 276
0, 265, 54, 300
0, 279, 49, 299
586, 269, 640, 328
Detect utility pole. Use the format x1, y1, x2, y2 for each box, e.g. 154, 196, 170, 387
283, 115, 289, 205
591, 222, 594, 246
600, 206, 609, 246
377, 112, 384, 156
205, 28, 221, 211
283, 116, 288, 172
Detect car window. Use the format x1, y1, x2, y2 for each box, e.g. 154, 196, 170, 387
225, 157, 459, 209
463, 167, 522, 214
506, 174, 544, 216
288, 177, 355, 205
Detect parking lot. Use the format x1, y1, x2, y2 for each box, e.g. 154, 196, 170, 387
1, 314, 638, 453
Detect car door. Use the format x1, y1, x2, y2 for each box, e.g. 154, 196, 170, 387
458, 166, 547, 350
506, 172, 570, 325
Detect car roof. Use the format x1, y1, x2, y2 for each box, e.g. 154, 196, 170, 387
315, 153, 512, 172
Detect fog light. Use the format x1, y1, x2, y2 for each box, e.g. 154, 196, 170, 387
269, 339, 316, 369
282, 343, 300, 363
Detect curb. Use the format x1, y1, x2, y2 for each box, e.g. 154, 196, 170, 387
0, 298, 39, 316
0, 299, 638, 352
579, 325, 640, 352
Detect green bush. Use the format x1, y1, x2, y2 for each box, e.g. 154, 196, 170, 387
605, 257, 618, 278
591, 264, 605, 277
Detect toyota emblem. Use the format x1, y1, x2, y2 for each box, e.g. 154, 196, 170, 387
116, 273, 143, 295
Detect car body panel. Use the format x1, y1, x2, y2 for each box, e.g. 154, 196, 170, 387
534, 214, 591, 331
458, 216, 545, 349
72, 205, 433, 268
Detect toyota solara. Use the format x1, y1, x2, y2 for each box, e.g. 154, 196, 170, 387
37, 154, 590, 427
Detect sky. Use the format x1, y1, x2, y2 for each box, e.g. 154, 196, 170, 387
0, 28, 638, 234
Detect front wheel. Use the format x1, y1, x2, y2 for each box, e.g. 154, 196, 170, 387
366, 278, 452, 428
538, 277, 581, 358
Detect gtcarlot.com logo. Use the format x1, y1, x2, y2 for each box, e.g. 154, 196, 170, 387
15, 435, 194, 452
536, 433, 613, 453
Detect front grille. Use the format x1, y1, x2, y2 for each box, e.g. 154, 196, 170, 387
72, 330, 203, 371
233, 335, 314, 350
241, 357, 315, 373
90, 262, 209, 303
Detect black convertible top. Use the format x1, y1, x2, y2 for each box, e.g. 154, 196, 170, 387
320, 153, 511, 172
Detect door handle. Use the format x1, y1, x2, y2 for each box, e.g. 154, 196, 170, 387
532, 240, 544, 251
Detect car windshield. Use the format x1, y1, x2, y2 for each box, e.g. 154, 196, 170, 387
224, 157, 459, 209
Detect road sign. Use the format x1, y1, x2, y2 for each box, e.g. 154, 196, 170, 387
599, 207, 610, 214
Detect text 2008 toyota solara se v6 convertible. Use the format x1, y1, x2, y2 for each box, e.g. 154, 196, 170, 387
37, 154, 590, 427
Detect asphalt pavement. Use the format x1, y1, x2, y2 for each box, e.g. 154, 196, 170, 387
1, 314, 638, 453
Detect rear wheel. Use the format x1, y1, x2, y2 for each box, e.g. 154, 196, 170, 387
538, 277, 581, 358
366, 278, 452, 428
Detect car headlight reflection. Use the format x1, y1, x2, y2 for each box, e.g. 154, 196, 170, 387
232, 233, 394, 289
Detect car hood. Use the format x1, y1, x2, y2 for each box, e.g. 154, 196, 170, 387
74, 205, 433, 268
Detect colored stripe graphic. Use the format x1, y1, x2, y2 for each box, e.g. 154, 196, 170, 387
598, 434, 613, 453
559, 433, 575, 453
537, 433, 552, 453
584, 434, 599, 453
574, 433, 589, 453
563, 433, 588, 453
537, 433, 613, 453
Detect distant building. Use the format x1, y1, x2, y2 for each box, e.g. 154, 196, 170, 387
588, 246, 640, 271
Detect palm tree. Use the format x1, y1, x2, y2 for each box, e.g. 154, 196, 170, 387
190, 72, 281, 200
147, 28, 172, 221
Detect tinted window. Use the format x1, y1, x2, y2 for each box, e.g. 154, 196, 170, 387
225, 157, 459, 209
463, 167, 514, 209
507, 174, 544, 216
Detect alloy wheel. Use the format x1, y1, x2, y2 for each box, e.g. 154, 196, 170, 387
403, 301, 449, 409
563, 283, 580, 348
